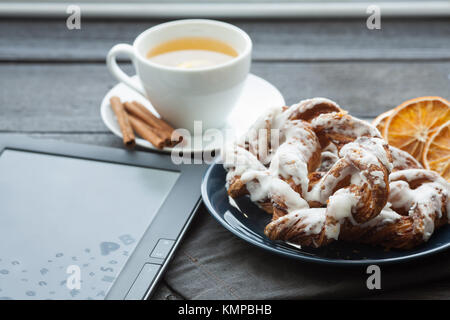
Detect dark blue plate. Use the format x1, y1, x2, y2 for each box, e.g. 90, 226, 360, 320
201, 159, 450, 265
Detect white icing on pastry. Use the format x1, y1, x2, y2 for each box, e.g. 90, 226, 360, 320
224, 98, 450, 247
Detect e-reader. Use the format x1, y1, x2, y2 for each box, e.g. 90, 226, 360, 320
0, 135, 207, 300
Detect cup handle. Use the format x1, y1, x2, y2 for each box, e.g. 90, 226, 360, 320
106, 44, 146, 97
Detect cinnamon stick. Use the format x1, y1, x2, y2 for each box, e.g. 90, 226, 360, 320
124, 101, 183, 146
110, 96, 135, 147
128, 115, 165, 149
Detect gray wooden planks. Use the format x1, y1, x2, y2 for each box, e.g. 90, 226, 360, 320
1, 18, 449, 61
365, 282, 450, 300
1, 17, 450, 300
1, 61, 449, 133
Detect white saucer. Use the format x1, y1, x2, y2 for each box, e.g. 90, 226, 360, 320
101, 74, 285, 153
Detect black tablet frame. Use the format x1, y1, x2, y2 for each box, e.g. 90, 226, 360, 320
0, 135, 208, 300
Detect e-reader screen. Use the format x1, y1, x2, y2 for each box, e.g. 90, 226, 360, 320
0, 149, 180, 300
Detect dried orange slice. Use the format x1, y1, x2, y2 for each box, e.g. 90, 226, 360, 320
384, 96, 450, 162
423, 121, 450, 182
372, 109, 393, 137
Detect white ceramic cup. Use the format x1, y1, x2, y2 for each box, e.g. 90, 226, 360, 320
107, 19, 252, 133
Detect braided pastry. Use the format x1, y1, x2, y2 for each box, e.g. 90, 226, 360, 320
223, 98, 450, 249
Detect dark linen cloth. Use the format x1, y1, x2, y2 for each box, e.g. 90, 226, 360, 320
164, 205, 450, 300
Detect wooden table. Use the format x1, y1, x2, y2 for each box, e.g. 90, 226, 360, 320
2, 17, 449, 299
